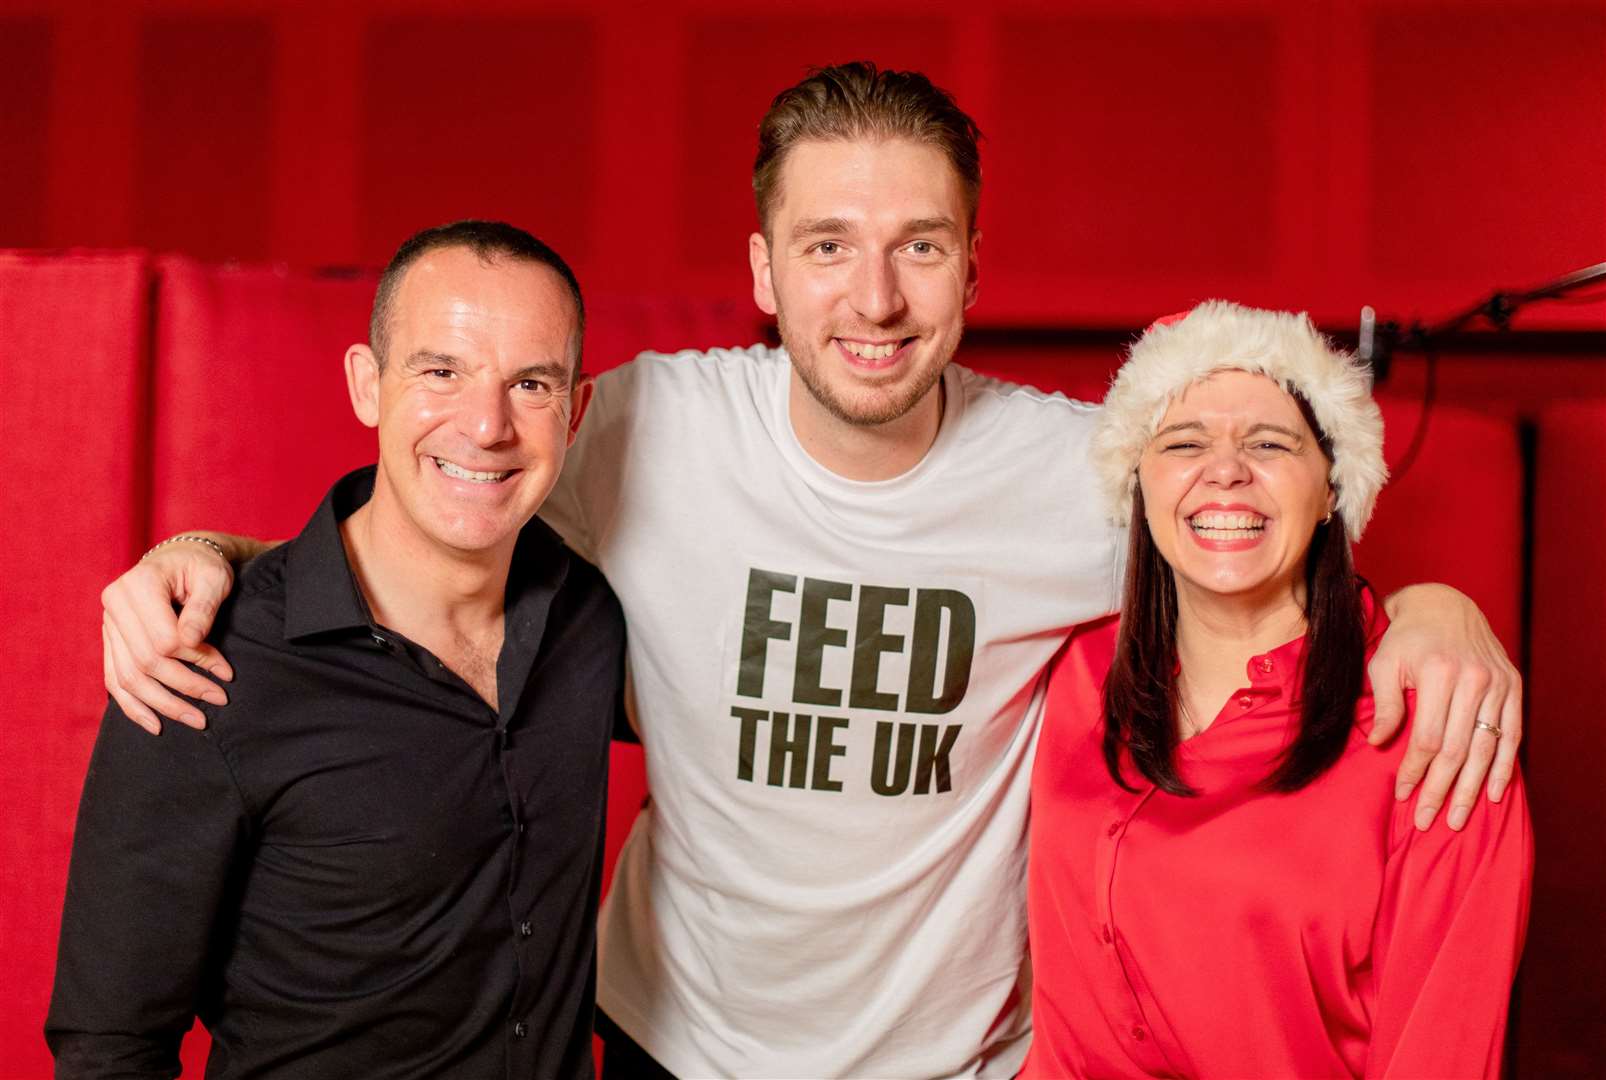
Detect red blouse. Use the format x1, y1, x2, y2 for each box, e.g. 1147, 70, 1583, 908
1022, 608, 1532, 1079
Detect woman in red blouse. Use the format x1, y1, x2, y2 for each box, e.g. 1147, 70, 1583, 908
1023, 302, 1532, 1079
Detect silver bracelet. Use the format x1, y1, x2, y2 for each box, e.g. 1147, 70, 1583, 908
142, 534, 227, 561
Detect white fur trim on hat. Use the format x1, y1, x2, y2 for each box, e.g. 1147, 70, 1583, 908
1091, 300, 1388, 542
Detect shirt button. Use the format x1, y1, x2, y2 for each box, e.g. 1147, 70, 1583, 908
370, 632, 388, 648
513, 1021, 528, 1038
1132, 1026, 1146, 1042
520, 921, 533, 938
1237, 695, 1253, 708
1101, 925, 1112, 944
1260, 657, 1274, 673
517, 822, 527, 836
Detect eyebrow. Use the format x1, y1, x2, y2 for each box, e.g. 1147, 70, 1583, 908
402, 350, 462, 371
790, 217, 852, 242
902, 216, 960, 236
789, 215, 962, 242
403, 351, 573, 385
509, 360, 573, 386
1153, 420, 1307, 441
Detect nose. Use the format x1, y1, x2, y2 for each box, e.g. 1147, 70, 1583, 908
1202, 443, 1252, 488
458, 377, 514, 448
849, 252, 907, 325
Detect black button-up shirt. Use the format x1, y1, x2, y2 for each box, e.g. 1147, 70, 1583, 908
47, 468, 625, 1079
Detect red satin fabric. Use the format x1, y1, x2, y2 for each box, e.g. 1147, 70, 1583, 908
1023, 606, 1532, 1079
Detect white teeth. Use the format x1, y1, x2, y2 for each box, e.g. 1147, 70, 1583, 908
435, 458, 509, 483
1189, 511, 1266, 531
1192, 528, 1262, 540
841, 340, 900, 360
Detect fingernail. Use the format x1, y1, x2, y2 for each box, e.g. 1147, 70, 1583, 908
1447, 806, 1470, 831
142, 719, 161, 736
182, 710, 205, 728
202, 690, 228, 707
1414, 806, 1437, 831
1488, 780, 1506, 803
214, 666, 234, 682
1394, 782, 1413, 801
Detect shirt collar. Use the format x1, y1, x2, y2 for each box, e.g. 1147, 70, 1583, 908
283, 465, 572, 643
1243, 584, 1387, 694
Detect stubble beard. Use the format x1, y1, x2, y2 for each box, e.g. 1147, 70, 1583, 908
776, 306, 959, 428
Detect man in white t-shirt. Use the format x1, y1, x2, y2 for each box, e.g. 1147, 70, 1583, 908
101, 63, 1522, 1078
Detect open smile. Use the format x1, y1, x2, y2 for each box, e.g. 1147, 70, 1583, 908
834, 336, 915, 369
431, 456, 518, 484
1186, 507, 1268, 550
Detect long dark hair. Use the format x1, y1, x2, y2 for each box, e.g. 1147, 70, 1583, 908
1101, 420, 1368, 796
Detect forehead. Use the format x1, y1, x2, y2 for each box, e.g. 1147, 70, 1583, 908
391, 247, 578, 349
1160, 369, 1308, 428
772, 137, 968, 228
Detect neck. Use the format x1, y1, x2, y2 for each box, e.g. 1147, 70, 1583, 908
1173, 578, 1306, 735
787, 370, 944, 481
339, 477, 512, 641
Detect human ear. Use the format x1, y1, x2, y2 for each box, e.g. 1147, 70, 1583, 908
963, 228, 981, 310
566, 376, 595, 447
345, 344, 381, 429
749, 232, 778, 316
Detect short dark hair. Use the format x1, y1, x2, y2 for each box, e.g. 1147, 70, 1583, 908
369, 220, 585, 372
1101, 398, 1367, 797
753, 61, 983, 237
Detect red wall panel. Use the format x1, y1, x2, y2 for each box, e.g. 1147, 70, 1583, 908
5, 0, 1602, 332
1355, 398, 1525, 653
990, 13, 1279, 280
358, 17, 600, 268
679, 15, 957, 289
0, 252, 151, 1080
1519, 400, 1606, 1077
1368, 6, 1606, 286
134, 17, 276, 261
149, 258, 378, 540
0, 17, 53, 249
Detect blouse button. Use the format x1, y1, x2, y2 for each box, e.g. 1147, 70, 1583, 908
1132, 1026, 1146, 1042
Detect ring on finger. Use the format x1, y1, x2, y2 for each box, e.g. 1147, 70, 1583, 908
1473, 720, 1503, 737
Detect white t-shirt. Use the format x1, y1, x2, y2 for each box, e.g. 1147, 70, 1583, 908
540, 345, 1120, 1078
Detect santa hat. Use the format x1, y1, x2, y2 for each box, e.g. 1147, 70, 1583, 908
1091, 300, 1387, 541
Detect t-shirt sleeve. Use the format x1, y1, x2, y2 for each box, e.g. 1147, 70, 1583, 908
46, 700, 252, 1078
541, 404, 599, 563
545, 355, 643, 565
1363, 767, 1534, 1078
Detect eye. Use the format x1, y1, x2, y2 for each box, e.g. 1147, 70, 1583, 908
1249, 440, 1293, 453
907, 240, 940, 256
813, 241, 842, 256
1162, 440, 1205, 452
515, 378, 552, 395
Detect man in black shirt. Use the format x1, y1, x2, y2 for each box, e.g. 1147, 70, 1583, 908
47, 221, 624, 1079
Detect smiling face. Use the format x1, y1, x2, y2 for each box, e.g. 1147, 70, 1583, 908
748, 137, 979, 430
1138, 369, 1335, 607
346, 245, 585, 562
